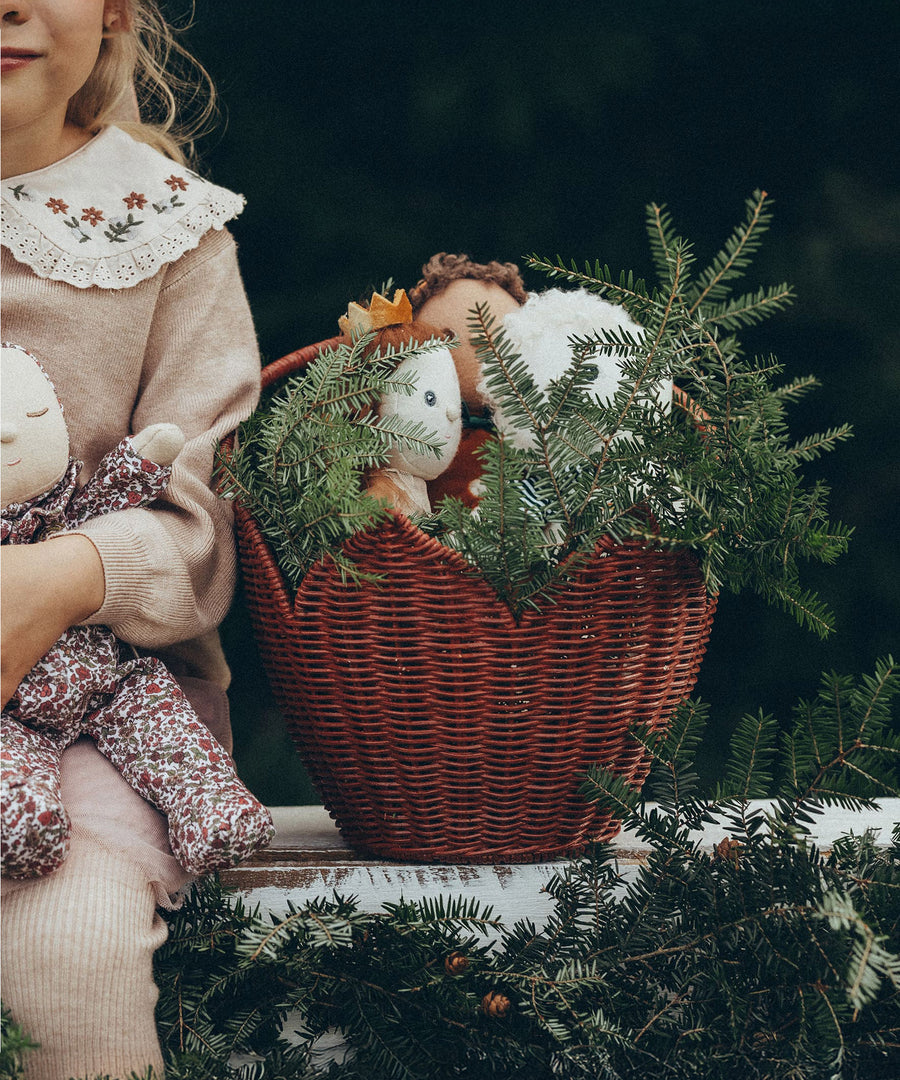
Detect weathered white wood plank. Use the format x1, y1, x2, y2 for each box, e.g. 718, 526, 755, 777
221, 801, 899, 926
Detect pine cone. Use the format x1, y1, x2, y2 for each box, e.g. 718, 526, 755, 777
715, 837, 741, 865
444, 950, 469, 976
481, 991, 511, 1018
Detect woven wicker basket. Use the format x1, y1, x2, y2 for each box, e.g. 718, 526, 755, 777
234, 340, 717, 863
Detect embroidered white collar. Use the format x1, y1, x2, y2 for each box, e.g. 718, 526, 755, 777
1, 126, 245, 290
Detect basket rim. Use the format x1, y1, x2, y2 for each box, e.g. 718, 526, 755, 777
261, 336, 345, 391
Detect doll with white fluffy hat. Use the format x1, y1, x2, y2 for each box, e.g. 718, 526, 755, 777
0, 343, 274, 879
410, 253, 672, 498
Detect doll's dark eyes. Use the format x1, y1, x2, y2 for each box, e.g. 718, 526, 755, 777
26, 408, 49, 417
424, 391, 437, 406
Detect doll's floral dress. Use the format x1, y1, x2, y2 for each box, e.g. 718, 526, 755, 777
1, 439, 273, 878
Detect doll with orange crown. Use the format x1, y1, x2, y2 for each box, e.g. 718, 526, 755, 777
338, 288, 463, 517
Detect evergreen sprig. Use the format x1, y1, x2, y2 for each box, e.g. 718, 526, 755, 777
222, 193, 850, 631
157, 656, 898, 1079
0, 1007, 37, 1080
506, 190, 852, 629
6, 663, 895, 1080
215, 332, 449, 589
429, 303, 666, 614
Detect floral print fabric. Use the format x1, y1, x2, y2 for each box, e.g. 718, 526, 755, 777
1, 440, 273, 878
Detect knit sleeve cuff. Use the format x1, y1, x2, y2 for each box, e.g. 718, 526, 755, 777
69, 510, 191, 646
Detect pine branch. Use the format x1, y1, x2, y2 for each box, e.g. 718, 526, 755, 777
779, 657, 900, 814
716, 709, 779, 801
4, 665, 892, 1078
646, 202, 683, 282
523, 254, 657, 318
231, 194, 851, 635
702, 283, 796, 328
216, 337, 450, 592
688, 189, 774, 312
0, 1007, 38, 1080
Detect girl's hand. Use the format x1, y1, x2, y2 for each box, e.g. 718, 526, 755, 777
1, 536, 105, 708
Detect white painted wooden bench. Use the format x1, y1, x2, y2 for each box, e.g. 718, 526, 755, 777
222, 800, 900, 924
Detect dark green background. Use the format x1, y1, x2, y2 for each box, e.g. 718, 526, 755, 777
178, 1, 898, 803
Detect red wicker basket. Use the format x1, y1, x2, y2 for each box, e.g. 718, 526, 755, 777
234, 340, 717, 863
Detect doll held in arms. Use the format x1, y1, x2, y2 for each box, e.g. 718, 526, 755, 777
0, 344, 274, 879
339, 289, 462, 516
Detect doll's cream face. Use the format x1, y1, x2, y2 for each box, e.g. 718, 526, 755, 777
379, 346, 462, 480
1, 346, 70, 509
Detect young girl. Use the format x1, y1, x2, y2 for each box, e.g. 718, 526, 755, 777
1, 2, 261, 1075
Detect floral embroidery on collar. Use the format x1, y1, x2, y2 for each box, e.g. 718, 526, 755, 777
12, 172, 191, 247
0, 127, 245, 290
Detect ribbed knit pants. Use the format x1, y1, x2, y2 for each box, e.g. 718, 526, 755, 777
0, 676, 232, 1078
1, 835, 167, 1079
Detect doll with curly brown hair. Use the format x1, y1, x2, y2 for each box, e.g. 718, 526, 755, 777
409, 254, 526, 507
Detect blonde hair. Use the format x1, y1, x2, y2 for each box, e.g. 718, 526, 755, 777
66, 0, 217, 166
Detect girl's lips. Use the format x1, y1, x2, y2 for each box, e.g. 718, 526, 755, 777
5, 458, 22, 467
1, 50, 41, 74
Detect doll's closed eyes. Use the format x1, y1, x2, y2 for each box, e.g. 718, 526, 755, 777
0, 343, 274, 879
0, 343, 70, 507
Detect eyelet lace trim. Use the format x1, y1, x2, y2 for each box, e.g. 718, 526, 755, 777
1, 127, 246, 290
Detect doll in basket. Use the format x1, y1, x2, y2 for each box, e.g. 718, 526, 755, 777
0, 343, 274, 879
339, 289, 463, 516
409, 253, 675, 506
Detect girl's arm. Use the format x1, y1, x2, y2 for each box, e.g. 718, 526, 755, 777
0, 535, 105, 707
70, 231, 260, 651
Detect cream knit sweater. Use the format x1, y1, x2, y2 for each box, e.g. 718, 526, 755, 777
1, 128, 261, 685
1, 129, 261, 889
1, 129, 262, 1078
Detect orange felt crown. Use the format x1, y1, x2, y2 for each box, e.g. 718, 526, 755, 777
339, 288, 414, 336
